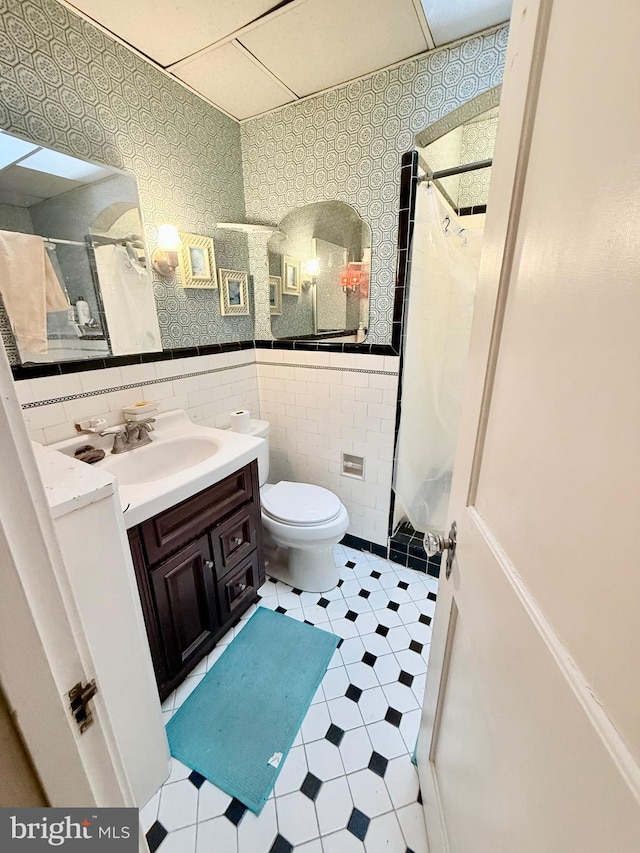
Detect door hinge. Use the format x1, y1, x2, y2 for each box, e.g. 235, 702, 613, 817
68, 679, 98, 734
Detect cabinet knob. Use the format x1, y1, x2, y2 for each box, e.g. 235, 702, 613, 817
204, 560, 214, 570
232, 536, 243, 546
238, 582, 247, 591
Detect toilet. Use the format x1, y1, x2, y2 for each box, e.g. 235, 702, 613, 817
247, 420, 349, 593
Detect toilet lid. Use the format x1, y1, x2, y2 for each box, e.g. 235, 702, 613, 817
262, 481, 342, 525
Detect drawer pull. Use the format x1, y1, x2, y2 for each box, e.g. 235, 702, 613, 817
232, 536, 243, 546
204, 560, 214, 570
238, 582, 247, 592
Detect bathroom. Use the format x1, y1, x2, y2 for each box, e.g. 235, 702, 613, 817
0, 0, 502, 847
3, 0, 637, 851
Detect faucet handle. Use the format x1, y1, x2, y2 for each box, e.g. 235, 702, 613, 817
99, 425, 126, 436
136, 417, 156, 432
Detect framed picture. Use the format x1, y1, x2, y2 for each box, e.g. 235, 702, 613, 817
283, 256, 301, 296
219, 269, 249, 316
178, 232, 216, 288
269, 275, 282, 315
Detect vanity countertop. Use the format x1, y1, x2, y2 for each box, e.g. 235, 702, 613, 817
44, 410, 263, 529
33, 442, 116, 520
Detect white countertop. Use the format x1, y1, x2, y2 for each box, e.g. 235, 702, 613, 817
33, 442, 116, 520
44, 410, 263, 529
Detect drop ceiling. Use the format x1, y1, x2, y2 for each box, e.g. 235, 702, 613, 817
66, 0, 511, 120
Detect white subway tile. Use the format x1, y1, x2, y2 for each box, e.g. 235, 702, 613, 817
14, 379, 34, 404
355, 386, 383, 404
367, 403, 396, 421
154, 358, 184, 380
342, 372, 369, 388
329, 385, 354, 401
24, 401, 68, 431
119, 362, 156, 386
173, 376, 200, 395
28, 427, 46, 444
329, 352, 356, 369
80, 367, 123, 394
383, 356, 400, 374
42, 422, 78, 444
63, 395, 110, 423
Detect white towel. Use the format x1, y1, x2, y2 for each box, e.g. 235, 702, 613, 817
0, 230, 69, 353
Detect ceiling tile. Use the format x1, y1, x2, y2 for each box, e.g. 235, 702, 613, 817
239, 0, 429, 98
0, 167, 82, 201
420, 0, 512, 46
70, 0, 282, 67
172, 42, 295, 121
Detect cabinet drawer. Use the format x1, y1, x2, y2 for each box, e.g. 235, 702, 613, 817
217, 551, 260, 623
140, 463, 255, 564
211, 504, 260, 573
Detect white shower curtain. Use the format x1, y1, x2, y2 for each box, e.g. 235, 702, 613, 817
393, 184, 484, 534
93, 244, 162, 355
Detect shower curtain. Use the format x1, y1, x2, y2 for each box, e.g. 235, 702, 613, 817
93, 244, 162, 355
393, 184, 484, 534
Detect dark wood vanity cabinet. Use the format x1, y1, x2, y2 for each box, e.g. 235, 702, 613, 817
127, 460, 264, 701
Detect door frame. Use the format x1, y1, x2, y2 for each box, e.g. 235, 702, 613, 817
415, 0, 553, 846
0, 340, 150, 849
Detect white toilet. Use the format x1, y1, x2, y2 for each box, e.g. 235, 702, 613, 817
247, 420, 349, 593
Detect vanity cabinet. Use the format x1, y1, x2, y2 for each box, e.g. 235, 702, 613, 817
127, 460, 264, 701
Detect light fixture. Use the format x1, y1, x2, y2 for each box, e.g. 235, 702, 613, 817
151, 224, 181, 276
302, 258, 320, 289
340, 261, 370, 293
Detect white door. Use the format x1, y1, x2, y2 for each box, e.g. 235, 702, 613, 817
0, 342, 150, 850
416, 0, 640, 850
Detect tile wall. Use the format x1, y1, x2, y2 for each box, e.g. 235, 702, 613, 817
257, 351, 400, 546
17, 350, 260, 445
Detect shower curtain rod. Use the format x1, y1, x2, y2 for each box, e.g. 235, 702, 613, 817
419, 157, 493, 182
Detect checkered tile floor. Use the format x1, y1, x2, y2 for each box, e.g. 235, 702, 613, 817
141, 545, 437, 852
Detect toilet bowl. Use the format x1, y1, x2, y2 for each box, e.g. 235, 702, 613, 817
245, 420, 349, 592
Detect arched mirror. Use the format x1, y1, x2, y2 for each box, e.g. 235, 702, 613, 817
267, 201, 371, 341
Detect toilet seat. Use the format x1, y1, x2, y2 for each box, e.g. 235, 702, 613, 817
261, 481, 342, 526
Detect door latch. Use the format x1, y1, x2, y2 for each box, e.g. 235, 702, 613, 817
424, 520, 457, 580
68, 679, 98, 734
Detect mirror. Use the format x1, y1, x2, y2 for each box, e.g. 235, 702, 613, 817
0, 129, 161, 365
267, 201, 371, 341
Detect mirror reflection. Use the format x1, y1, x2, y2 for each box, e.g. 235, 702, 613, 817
267, 201, 370, 341
0, 129, 161, 364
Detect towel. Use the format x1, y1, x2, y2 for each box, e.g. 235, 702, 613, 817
0, 230, 69, 353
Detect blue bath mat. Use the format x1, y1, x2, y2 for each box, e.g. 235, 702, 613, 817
166, 607, 339, 813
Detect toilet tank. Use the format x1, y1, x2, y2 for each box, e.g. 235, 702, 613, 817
247, 419, 270, 485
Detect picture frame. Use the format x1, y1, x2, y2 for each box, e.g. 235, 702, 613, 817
269, 275, 282, 315
178, 232, 217, 288
219, 269, 249, 316
283, 256, 301, 296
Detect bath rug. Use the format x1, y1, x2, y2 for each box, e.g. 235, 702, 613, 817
166, 606, 339, 813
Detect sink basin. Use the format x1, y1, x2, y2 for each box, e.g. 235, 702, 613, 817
99, 435, 221, 485
49, 409, 263, 528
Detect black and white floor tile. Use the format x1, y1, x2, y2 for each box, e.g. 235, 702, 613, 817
141, 545, 437, 852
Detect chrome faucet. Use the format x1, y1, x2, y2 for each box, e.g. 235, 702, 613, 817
100, 417, 155, 454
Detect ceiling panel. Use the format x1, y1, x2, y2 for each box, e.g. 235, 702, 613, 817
239, 0, 429, 98
0, 167, 82, 201
421, 0, 511, 46
69, 0, 282, 67
173, 42, 295, 121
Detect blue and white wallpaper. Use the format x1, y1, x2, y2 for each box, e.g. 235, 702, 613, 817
0, 0, 508, 361
241, 26, 508, 345
0, 0, 252, 363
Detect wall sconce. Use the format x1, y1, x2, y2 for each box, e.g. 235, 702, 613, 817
340, 263, 362, 292
302, 258, 320, 289
151, 224, 181, 276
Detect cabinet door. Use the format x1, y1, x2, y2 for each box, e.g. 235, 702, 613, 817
150, 536, 218, 679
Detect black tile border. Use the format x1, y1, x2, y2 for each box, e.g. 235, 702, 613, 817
12, 339, 255, 381
388, 150, 419, 540
340, 533, 388, 560
255, 339, 398, 357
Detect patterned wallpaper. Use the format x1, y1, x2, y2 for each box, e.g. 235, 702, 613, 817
241, 25, 509, 345
458, 112, 499, 208
0, 0, 252, 364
